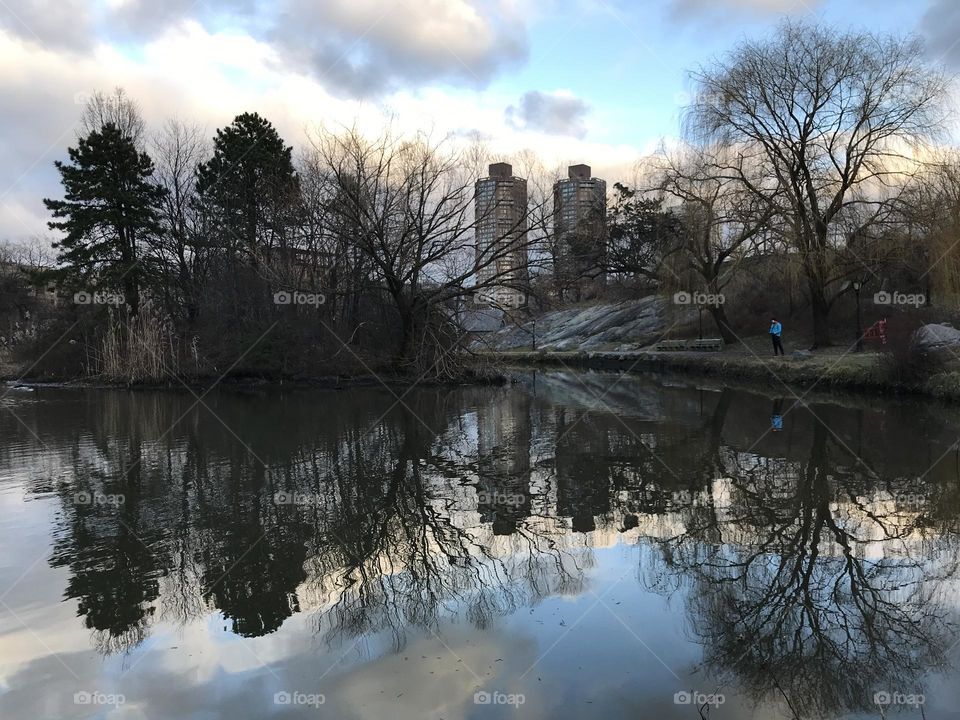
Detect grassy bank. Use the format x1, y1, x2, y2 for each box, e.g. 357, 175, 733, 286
2, 358, 508, 392
481, 345, 960, 402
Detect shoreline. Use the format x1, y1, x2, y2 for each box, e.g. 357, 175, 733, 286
480, 349, 960, 402
8, 348, 960, 403
2, 369, 508, 393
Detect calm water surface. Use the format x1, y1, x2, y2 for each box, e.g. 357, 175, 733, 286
2, 371, 960, 719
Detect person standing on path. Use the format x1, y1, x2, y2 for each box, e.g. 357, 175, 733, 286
770, 318, 784, 356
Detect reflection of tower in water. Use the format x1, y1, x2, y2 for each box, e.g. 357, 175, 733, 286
554, 408, 612, 533
475, 391, 533, 535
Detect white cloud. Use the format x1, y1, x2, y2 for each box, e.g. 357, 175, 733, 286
0, 0, 532, 97
271, 0, 529, 95
505, 90, 591, 138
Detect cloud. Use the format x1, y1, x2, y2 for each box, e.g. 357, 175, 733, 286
921, 0, 960, 68
270, 0, 529, 96
505, 90, 591, 138
2, 0, 530, 98
0, 0, 95, 52
103, 0, 257, 39
665, 0, 821, 23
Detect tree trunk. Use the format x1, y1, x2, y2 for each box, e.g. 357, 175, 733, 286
124, 276, 139, 316
395, 296, 423, 374
396, 310, 413, 371
708, 305, 737, 344
809, 285, 832, 348
804, 249, 832, 348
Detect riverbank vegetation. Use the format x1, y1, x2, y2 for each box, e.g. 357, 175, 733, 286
5, 102, 548, 383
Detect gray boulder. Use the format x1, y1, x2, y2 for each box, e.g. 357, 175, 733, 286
479, 296, 667, 352
913, 323, 960, 351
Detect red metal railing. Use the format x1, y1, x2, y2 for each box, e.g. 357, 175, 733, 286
862, 318, 887, 345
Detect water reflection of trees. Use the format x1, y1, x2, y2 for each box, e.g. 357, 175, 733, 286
10, 376, 960, 718
300, 395, 588, 649
29, 386, 590, 653
647, 415, 960, 718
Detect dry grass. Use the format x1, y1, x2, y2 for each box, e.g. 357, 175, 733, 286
100, 306, 179, 384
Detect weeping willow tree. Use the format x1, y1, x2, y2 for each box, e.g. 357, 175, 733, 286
900, 151, 960, 306
687, 19, 950, 346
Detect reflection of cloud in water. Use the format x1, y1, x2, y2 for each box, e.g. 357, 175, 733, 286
0, 607, 540, 720
325, 629, 538, 720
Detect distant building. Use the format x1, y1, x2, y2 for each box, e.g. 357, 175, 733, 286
553, 164, 607, 301
474, 162, 528, 309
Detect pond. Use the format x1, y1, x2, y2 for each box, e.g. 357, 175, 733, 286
1, 370, 959, 719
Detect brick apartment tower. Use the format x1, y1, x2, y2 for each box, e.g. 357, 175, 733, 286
553, 164, 607, 301
475, 162, 528, 308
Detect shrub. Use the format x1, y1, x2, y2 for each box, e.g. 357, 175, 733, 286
877, 329, 945, 386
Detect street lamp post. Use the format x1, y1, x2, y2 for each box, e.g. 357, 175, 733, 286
852, 280, 863, 352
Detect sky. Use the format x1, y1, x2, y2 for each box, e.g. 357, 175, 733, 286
1, 0, 958, 244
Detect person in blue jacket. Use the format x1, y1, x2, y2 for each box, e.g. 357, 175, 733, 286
771, 398, 784, 431
770, 317, 784, 356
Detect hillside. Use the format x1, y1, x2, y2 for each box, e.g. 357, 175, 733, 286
478, 296, 666, 351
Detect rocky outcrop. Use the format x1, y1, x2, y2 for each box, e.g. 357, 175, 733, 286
479, 296, 666, 352
913, 323, 960, 351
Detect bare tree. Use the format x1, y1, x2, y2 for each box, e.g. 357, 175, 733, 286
308, 126, 544, 374
687, 20, 949, 346
510, 149, 561, 304
150, 118, 209, 323
653, 143, 778, 343
81, 87, 146, 145
0, 237, 57, 270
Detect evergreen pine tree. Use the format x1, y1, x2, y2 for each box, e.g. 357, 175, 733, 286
196, 112, 299, 265
45, 123, 166, 315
